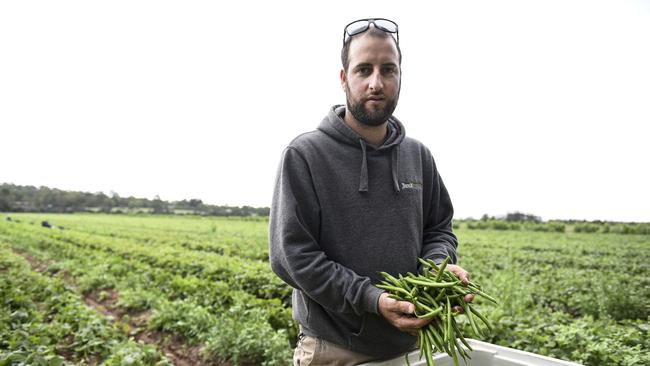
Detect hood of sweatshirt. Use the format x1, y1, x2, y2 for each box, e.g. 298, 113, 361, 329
317, 105, 406, 193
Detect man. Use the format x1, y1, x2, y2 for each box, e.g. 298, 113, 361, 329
269, 18, 472, 365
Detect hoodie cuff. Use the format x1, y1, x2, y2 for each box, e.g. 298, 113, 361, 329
363, 285, 385, 314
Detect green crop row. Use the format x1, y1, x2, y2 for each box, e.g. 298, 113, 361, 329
454, 229, 649, 365
2, 213, 649, 366
0, 221, 290, 303
0, 243, 172, 366
0, 222, 294, 365
5, 213, 271, 260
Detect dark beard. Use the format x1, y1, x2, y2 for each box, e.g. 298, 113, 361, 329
346, 88, 399, 127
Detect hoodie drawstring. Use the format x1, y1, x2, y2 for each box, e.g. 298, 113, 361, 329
358, 139, 369, 192
359, 139, 401, 193
391, 145, 401, 193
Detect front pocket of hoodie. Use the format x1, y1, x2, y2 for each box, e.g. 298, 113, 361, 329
351, 314, 367, 337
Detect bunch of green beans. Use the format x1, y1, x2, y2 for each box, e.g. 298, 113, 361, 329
377, 257, 497, 366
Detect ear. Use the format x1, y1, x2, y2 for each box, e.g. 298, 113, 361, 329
340, 68, 347, 91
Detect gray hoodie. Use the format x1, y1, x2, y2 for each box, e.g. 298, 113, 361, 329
269, 105, 458, 360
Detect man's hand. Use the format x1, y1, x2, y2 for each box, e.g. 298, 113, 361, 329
378, 292, 431, 335
445, 264, 474, 313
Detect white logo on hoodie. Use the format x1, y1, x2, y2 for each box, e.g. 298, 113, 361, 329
401, 182, 423, 190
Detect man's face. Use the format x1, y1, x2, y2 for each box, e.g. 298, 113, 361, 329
341, 32, 401, 127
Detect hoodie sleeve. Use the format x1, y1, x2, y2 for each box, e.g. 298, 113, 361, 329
269, 146, 384, 316
420, 152, 459, 265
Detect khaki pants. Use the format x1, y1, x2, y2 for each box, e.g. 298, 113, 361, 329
293, 335, 376, 366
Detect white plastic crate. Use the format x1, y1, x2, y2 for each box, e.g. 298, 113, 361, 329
362, 339, 583, 366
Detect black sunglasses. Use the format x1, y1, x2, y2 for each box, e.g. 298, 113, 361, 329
343, 18, 399, 45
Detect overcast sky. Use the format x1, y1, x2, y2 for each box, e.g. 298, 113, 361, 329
1, 0, 649, 222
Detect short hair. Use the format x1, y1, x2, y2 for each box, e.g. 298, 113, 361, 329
341, 26, 402, 72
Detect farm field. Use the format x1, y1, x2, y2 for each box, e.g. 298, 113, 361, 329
1, 213, 648, 366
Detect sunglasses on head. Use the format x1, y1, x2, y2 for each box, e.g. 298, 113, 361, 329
343, 18, 399, 45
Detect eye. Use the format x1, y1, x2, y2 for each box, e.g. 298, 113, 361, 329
382, 66, 397, 75
357, 66, 372, 75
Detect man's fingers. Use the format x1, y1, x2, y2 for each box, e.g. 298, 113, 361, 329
395, 300, 415, 315
447, 264, 471, 285
380, 288, 473, 335
379, 294, 434, 335
457, 269, 470, 284
463, 270, 471, 283
397, 315, 431, 332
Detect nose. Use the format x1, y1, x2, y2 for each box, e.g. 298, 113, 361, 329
368, 69, 383, 92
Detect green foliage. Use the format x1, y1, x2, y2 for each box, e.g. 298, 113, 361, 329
1, 213, 648, 366
0, 245, 170, 365
204, 305, 292, 366
100, 341, 173, 366
457, 229, 649, 366
115, 288, 159, 312
149, 300, 216, 342
547, 221, 566, 233
574, 223, 600, 233
0, 214, 293, 364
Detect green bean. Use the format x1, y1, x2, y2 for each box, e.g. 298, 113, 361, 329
428, 324, 448, 354
410, 286, 418, 297
449, 326, 459, 366
451, 316, 473, 352
423, 326, 436, 352
466, 283, 497, 303
420, 291, 440, 309
418, 329, 425, 361
380, 271, 400, 285
387, 294, 407, 301
474, 290, 498, 304
423, 267, 435, 279
378, 256, 497, 366
422, 328, 434, 366
415, 300, 436, 313
453, 336, 470, 363
452, 286, 469, 295
404, 277, 460, 288
446, 297, 452, 343
434, 288, 447, 302
398, 274, 414, 292
470, 304, 494, 331
376, 284, 411, 297
416, 307, 443, 319
436, 256, 450, 281
422, 258, 438, 271
463, 301, 482, 338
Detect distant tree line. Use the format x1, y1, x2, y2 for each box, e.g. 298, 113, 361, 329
456, 211, 649, 235
0, 183, 269, 216
480, 212, 542, 223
